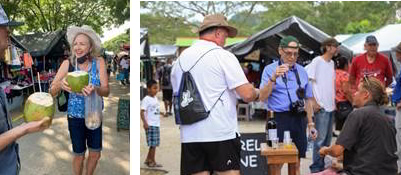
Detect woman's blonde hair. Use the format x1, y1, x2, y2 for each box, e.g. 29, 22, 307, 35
360, 76, 389, 106
68, 33, 100, 66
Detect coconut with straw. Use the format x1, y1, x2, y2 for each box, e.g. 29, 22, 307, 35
23, 72, 54, 125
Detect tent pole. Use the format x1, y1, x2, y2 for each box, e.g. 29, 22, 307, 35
30, 68, 35, 92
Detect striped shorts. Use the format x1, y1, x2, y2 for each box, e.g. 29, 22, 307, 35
146, 126, 160, 147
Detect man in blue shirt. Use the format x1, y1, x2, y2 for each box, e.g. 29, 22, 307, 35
391, 42, 401, 173
259, 36, 317, 170
0, 5, 50, 175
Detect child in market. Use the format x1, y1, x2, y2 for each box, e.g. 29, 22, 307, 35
140, 79, 163, 167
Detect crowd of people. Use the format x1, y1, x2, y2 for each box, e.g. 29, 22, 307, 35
140, 13, 401, 175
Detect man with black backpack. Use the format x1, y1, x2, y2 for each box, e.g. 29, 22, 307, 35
171, 14, 260, 175
161, 58, 173, 116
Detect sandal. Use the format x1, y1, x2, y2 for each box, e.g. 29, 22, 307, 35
147, 161, 163, 168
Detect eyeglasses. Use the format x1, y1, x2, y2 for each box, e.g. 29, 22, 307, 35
367, 43, 377, 47
282, 49, 299, 58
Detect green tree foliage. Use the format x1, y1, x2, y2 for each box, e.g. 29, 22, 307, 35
140, 1, 261, 43
256, 1, 316, 31
258, 1, 401, 35
103, 29, 130, 54
141, 1, 401, 42
3, 0, 129, 35
140, 13, 196, 44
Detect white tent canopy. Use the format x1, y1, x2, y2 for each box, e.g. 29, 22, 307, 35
338, 24, 401, 55
150, 44, 178, 59
335, 24, 401, 73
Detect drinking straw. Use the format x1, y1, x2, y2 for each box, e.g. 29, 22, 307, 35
37, 72, 42, 92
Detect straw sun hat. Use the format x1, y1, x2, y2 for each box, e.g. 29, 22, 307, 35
67, 25, 102, 55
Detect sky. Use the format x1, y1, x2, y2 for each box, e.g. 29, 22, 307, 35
100, 20, 130, 43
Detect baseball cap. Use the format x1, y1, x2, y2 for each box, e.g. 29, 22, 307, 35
365, 35, 378, 44
280, 36, 300, 48
0, 5, 23, 27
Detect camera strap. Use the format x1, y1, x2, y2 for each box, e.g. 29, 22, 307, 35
281, 65, 302, 104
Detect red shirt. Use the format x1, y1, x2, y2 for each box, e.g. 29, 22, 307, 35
335, 69, 349, 103
349, 52, 393, 87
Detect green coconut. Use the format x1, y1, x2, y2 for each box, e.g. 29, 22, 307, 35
67, 71, 89, 93
23, 92, 54, 123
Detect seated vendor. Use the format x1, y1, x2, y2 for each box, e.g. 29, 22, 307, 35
319, 77, 397, 175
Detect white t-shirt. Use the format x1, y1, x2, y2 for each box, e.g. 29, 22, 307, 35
171, 40, 249, 143
140, 96, 161, 127
305, 56, 336, 112
120, 59, 129, 69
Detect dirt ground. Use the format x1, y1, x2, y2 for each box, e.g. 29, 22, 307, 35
140, 91, 329, 175
11, 74, 130, 175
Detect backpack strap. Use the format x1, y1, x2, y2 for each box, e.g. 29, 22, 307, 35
207, 89, 226, 113
179, 47, 221, 72
178, 47, 226, 112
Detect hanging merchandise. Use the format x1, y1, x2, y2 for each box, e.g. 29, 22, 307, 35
23, 52, 33, 68
10, 45, 21, 71
4, 46, 11, 65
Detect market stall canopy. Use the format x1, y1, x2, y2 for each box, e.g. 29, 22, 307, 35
140, 28, 152, 81
228, 16, 353, 65
335, 24, 401, 74
338, 24, 401, 56
175, 37, 247, 48
150, 44, 178, 59
14, 29, 68, 57
10, 35, 27, 51
140, 28, 150, 58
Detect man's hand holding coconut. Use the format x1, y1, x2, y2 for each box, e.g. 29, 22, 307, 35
23, 92, 55, 127
21, 116, 51, 133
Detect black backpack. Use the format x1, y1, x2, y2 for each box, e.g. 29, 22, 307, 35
57, 62, 74, 112
162, 65, 172, 86
173, 48, 225, 125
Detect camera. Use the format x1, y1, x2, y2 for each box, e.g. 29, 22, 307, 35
290, 87, 306, 114
290, 100, 305, 114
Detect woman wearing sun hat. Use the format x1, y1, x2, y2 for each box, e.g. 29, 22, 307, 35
49, 25, 109, 175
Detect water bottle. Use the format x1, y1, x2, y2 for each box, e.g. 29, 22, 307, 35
307, 131, 313, 152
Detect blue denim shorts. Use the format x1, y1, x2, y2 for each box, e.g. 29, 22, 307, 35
67, 117, 102, 155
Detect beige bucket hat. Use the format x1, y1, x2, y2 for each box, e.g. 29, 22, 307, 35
193, 14, 237, 38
